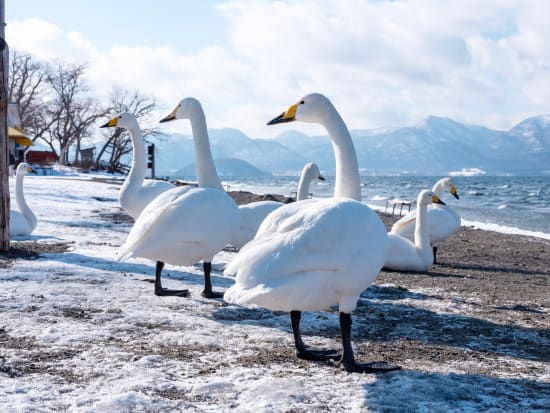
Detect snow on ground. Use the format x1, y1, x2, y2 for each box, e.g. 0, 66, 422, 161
0, 173, 548, 412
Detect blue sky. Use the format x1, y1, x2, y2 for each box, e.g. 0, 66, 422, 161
6, 0, 550, 139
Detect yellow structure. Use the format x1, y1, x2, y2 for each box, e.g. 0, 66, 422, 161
8, 103, 32, 163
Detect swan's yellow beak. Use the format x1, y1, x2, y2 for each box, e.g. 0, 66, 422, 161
159, 106, 178, 123
432, 195, 446, 205
450, 185, 459, 200
100, 116, 119, 128
267, 102, 299, 125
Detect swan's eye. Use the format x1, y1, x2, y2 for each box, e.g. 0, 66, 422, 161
300, 100, 304, 104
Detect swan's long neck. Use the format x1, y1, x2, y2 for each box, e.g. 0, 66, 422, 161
431, 180, 445, 197
122, 121, 147, 193
414, 199, 431, 258
15, 170, 37, 229
323, 108, 361, 201
296, 171, 313, 201
189, 107, 223, 190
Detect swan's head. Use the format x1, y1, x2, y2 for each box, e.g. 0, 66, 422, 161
159, 98, 202, 123
302, 162, 325, 182
437, 177, 459, 200
418, 189, 445, 206
267, 93, 333, 125
100, 112, 137, 130
16, 162, 34, 175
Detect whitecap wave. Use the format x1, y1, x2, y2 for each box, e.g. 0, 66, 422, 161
461, 219, 550, 240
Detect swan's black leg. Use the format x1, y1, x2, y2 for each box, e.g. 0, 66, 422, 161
338, 312, 401, 373
154, 261, 189, 297
432, 246, 438, 264
201, 262, 223, 298
291, 311, 339, 361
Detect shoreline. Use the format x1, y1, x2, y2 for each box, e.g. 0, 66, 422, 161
1, 177, 549, 410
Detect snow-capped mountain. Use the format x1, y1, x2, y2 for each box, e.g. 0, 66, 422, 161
153, 115, 550, 177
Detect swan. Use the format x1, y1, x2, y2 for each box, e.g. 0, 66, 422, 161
390, 177, 460, 263
100, 112, 175, 220
224, 93, 399, 373
117, 98, 239, 298
10, 162, 37, 236
228, 162, 325, 249
384, 190, 445, 272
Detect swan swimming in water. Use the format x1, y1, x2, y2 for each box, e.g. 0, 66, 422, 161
228, 162, 325, 249
117, 98, 239, 298
224, 93, 399, 373
10, 162, 37, 237
391, 177, 460, 263
384, 189, 445, 272
100, 112, 175, 220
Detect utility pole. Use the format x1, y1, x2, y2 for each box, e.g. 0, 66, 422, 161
0, 0, 10, 251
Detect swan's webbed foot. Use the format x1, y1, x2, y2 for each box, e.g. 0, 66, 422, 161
201, 262, 223, 299
154, 261, 189, 297
155, 287, 190, 297
200, 289, 224, 299
340, 359, 401, 373
296, 347, 340, 361
339, 312, 401, 374
290, 310, 340, 361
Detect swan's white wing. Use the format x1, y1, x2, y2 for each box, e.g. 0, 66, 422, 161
391, 205, 461, 244
118, 186, 239, 265
9, 210, 33, 236
425, 205, 461, 244
224, 198, 388, 313
384, 233, 429, 272
229, 201, 282, 249
120, 179, 175, 219
390, 209, 417, 240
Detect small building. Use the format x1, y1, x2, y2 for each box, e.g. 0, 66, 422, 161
7, 103, 33, 163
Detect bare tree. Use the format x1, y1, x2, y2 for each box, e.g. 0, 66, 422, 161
96, 86, 159, 172
7, 51, 47, 137
35, 61, 106, 164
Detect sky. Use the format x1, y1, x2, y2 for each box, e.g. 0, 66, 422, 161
6, 0, 550, 139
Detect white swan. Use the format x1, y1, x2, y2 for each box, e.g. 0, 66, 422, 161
10, 162, 37, 236
224, 93, 399, 373
117, 98, 239, 298
390, 177, 460, 263
228, 162, 325, 249
384, 190, 445, 272
100, 112, 175, 220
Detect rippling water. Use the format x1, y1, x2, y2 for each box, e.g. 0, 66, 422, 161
172, 174, 550, 237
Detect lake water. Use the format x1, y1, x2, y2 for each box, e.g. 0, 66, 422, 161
213, 175, 550, 239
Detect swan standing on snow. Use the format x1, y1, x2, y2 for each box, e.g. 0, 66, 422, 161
391, 177, 460, 263
117, 98, 239, 298
100, 112, 175, 220
224, 93, 399, 373
384, 190, 445, 272
228, 162, 325, 249
10, 163, 37, 236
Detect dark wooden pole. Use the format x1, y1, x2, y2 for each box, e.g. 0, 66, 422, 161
0, 0, 10, 251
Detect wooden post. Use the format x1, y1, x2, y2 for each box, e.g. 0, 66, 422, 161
0, 0, 10, 251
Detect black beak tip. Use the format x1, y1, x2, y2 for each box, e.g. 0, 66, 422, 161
267, 112, 290, 126
454, 193, 460, 200
159, 115, 173, 124
99, 122, 109, 128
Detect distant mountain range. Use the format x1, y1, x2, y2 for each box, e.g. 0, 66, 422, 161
153, 114, 550, 177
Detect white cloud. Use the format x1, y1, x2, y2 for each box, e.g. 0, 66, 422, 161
6, 1, 550, 139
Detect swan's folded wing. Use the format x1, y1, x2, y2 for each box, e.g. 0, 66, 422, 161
224, 198, 387, 298
390, 209, 417, 238
118, 187, 238, 261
